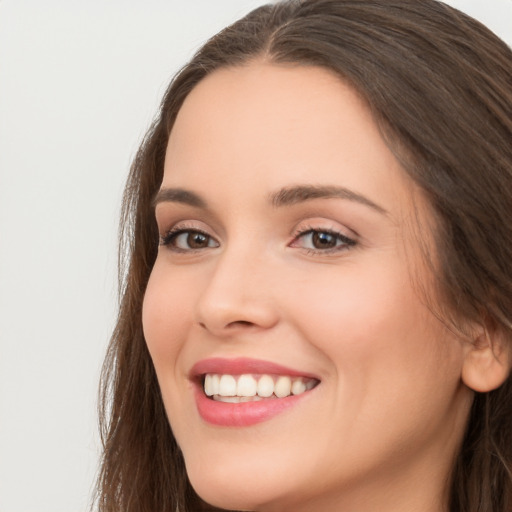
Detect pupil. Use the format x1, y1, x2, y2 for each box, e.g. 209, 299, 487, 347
188, 232, 208, 248
313, 232, 336, 248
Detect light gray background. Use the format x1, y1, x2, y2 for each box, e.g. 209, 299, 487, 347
0, 2, 510, 511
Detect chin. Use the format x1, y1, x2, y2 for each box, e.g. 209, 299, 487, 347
185, 458, 289, 512
189, 475, 263, 511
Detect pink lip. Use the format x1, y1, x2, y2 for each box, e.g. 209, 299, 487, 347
190, 357, 319, 427
190, 357, 319, 379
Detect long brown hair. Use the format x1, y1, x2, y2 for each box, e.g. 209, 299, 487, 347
95, 1, 512, 511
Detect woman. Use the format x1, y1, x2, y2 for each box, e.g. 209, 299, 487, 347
96, 1, 512, 511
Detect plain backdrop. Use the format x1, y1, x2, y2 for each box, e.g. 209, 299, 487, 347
0, 2, 510, 511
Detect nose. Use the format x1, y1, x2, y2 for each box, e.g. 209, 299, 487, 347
195, 249, 279, 337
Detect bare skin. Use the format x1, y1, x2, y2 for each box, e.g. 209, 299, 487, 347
142, 62, 505, 512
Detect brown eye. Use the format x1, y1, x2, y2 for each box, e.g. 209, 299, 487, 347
187, 232, 210, 249
160, 229, 219, 251
291, 229, 356, 253
311, 231, 337, 249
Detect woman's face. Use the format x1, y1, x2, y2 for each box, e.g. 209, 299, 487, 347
143, 63, 473, 512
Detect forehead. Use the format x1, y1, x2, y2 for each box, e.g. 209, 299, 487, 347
164, 61, 418, 218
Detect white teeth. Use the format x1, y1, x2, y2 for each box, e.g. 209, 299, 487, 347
237, 374, 258, 397
204, 374, 214, 396
257, 375, 275, 398
204, 374, 221, 396
305, 379, 316, 391
213, 395, 263, 403
218, 375, 237, 396
291, 379, 306, 395
274, 376, 292, 398
211, 374, 220, 394
203, 373, 317, 399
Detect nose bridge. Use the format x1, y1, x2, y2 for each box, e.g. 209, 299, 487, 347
195, 238, 278, 335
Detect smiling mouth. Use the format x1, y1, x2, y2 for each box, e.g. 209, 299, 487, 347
191, 358, 320, 426
203, 373, 319, 402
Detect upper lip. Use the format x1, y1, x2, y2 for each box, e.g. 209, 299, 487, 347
190, 357, 321, 381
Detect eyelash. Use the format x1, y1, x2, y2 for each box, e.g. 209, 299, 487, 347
159, 225, 218, 252
290, 227, 357, 254
159, 225, 357, 254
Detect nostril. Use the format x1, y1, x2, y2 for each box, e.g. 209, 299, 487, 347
198, 320, 254, 331
228, 320, 254, 328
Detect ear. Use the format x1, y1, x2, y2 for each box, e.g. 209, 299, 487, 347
461, 322, 512, 393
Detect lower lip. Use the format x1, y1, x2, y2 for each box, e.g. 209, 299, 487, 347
194, 385, 312, 427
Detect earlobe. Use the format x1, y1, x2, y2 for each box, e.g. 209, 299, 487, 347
461, 325, 512, 393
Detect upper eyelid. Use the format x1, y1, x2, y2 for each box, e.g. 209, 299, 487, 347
291, 227, 357, 246
155, 212, 224, 239
159, 227, 220, 251
291, 219, 358, 239
158, 218, 358, 245
154, 204, 223, 234
295, 227, 353, 238
161, 224, 217, 238
159, 219, 215, 235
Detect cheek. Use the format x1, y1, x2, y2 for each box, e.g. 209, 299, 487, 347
288, 261, 416, 348
142, 261, 196, 364
283, 260, 468, 471
287, 259, 463, 402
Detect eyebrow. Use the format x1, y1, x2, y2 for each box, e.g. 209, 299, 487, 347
270, 184, 388, 214
153, 184, 387, 215
152, 188, 207, 208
